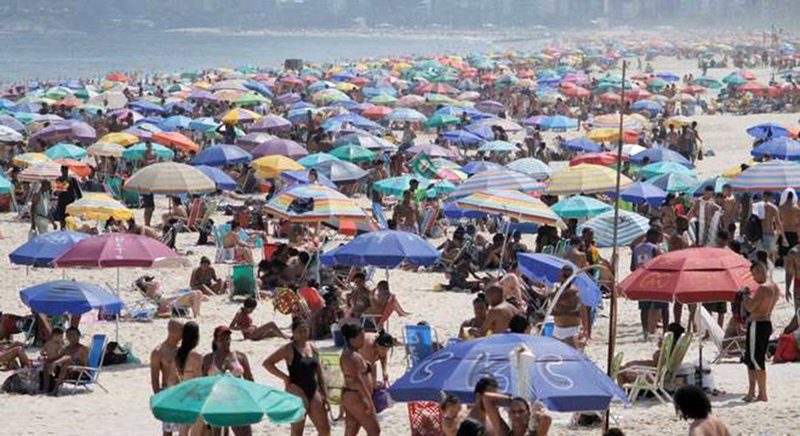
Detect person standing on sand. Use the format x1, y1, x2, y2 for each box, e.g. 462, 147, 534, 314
782, 245, 800, 334
758, 191, 785, 264
151, 320, 183, 436
742, 261, 780, 403
674, 385, 730, 436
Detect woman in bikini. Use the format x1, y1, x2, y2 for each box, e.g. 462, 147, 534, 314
202, 325, 254, 436
358, 330, 395, 390
229, 297, 287, 340
263, 318, 331, 436
339, 323, 380, 436
170, 322, 203, 436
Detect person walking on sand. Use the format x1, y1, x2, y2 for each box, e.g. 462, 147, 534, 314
151, 320, 183, 436
742, 261, 780, 402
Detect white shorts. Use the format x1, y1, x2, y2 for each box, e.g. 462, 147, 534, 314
162, 422, 180, 433
552, 325, 579, 340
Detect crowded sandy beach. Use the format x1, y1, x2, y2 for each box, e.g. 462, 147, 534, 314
1, 30, 800, 436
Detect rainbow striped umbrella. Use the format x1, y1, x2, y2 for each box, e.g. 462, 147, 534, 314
729, 160, 800, 192
506, 158, 552, 180
124, 162, 216, 195
66, 193, 133, 221
219, 108, 262, 124
449, 169, 544, 199
264, 184, 368, 223
456, 190, 563, 226
546, 164, 633, 195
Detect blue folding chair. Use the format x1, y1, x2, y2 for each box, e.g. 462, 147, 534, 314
403, 324, 438, 368
62, 334, 109, 394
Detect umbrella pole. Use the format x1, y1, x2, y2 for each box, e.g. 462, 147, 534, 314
604, 60, 627, 434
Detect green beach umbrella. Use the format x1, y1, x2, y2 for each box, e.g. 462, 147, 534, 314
236, 92, 270, 107
691, 76, 723, 89
551, 195, 612, 219
150, 374, 305, 427
297, 152, 340, 168
44, 143, 87, 160
369, 94, 397, 106
122, 142, 175, 161
330, 144, 376, 164
648, 172, 699, 193
373, 175, 430, 197
722, 73, 748, 86
424, 114, 460, 129
639, 161, 694, 180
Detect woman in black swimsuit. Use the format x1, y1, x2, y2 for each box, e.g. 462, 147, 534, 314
263, 318, 331, 436
340, 323, 380, 436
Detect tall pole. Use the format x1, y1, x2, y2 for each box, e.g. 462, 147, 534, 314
603, 60, 626, 433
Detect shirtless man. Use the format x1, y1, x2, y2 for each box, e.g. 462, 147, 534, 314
46, 327, 89, 396
466, 376, 510, 436
392, 190, 419, 233
778, 189, 800, 260
670, 216, 697, 329
223, 221, 254, 264
127, 217, 160, 239
563, 236, 587, 270
687, 186, 721, 247
477, 285, 517, 337
550, 266, 583, 348
759, 191, 785, 264
742, 261, 780, 402
718, 184, 739, 236
782, 245, 800, 333
151, 320, 183, 436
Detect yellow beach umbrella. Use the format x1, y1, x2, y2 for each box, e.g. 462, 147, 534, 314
666, 115, 692, 128
546, 163, 633, 195
12, 152, 51, 167
336, 82, 358, 92
220, 108, 262, 124
586, 128, 621, 142
99, 132, 139, 147
252, 155, 304, 179
66, 193, 133, 221
192, 81, 213, 90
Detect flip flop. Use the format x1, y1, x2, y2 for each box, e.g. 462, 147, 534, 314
742, 396, 756, 403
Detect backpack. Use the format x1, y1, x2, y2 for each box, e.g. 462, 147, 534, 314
773, 333, 799, 363
102, 341, 130, 366
744, 214, 763, 243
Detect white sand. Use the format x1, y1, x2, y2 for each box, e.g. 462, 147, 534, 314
2, 58, 800, 435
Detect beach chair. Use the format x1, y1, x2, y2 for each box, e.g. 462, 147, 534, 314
185, 198, 202, 230
540, 245, 555, 255
361, 293, 400, 332
403, 324, 438, 368
609, 351, 624, 382
621, 332, 674, 404
554, 239, 569, 258
133, 280, 191, 318
198, 198, 219, 229
61, 334, 109, 394
407, 401, 443, 436
664, 332, 694, 394
697, 307, 744, 363
230, 263, 256, 301
318, 350, 345, 421
213, 226, 235, 263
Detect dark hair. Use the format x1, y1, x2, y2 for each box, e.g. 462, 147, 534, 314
510, 396, 530, 412
376, 330, 394, 348
674, 385, 712, 420
473, 293, 488, 305
175, 322, 199, 373
666, 322, 685, 344
341, 323, 363, 346
474, 376, 498, 395
509, 314, 531, 333
604, 428, 626, 436
291, 316, 308, 332
51, 327, 64, 336
645, 228, 661, 243
244, 297, 257, 309
456, 418, 486, 436
441, 393, 460, 410
66, 326, 81, 337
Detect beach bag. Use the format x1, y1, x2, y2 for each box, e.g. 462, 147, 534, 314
773, 333, 799, 363
2, 368, 40, 395
372, 382, 392, 414
103, 341, 130, 366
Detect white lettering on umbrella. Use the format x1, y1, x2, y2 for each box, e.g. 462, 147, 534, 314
114, 235, 125, 259
410, 352, 453, 384
534, 354, 574, 390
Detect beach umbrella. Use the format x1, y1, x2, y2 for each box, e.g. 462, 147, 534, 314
630, 100, 662, 114
751, 137, 800, 160
150, 373, 304, 427
728, 160, 800, 192
562, 137, 601, 153
99, 132, 139, 146
477, 140, 517, 153
569, 152, 625, 167
320, 230, 439, 268
441, 130, 484, 146
0, 175, 12, 194
621, 143, 646, 157
586, 128, 638, 144
190, 144, 252, 167
122, 142, 175, 161
388, 333, 628, 412
334, 133, 397, 151
29, 123, 76, 145
648, 172, 699, 193
236, 132, 276, 151
297, 152, 339, 168
387, 108, 427, 123
461, 161, 504, 175
159, 115, 193, 131
691, 76, 723, 89
746, 122, 789, 139
128, 100, 165, 115
9, 231, 90, 267
124, 162, 216, 195
251, 138, 309, 160
194, 165, 239, 191
66, 193, 133, 221
280, 171, 337, 189
546, 164, 632, 195
506, 158, 552, 180
54, 233, 188, 268
614, 181, 667, 205
252, 155, 304, 179
456, 190, 562, 226
312, 159, 369, 183
518, 253, 601, 307
248, 114, 291, 132
264, 184, 368, 223
551, 195, 612, 219
450, 169, 544, 199
472, 118, 524, 133
12, 152, 51, 168
620, 248, 756, 303
691, 176, 729, 197
44, 142, 87, 160
18, 162, 73, 182
329, 144, 376, 163
0, 125, 24, 142
219, 108, 262, 124
373, 175, 429, 197
406, 143, 458, 159
639, 161, 695, 179
629, 147, 692, 168
152, 131, 199, 153
537, 115, 578, 131
20, 280, 123, 316
362, 106, 393, 118
578, 209, 650, 247
442, 202, 489, 219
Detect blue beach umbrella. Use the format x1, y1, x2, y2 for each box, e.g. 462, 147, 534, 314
648, 172, 699, 193
441, 130, 484, 146
193, 165, 238, 191
506, 158, 552, 180
691, 176, 729, 197
297, 153, 340, 168
478, 140, 517, 153
562, 137, 601, 153
280, 170, 337, 189
190, 144, 252, 167
20, 280, 123, 316
615, 181, 667, 205
518, 253, 602, 307
44, 142, 87, 160
388, 333, 628, 411
746, 122, 789, 139
551, 195, 612, 219
537, 115, 578, 131
442, 202, 489, 219
160, 115, 194, 131
751, 137, 800, 160
122, 142, 175, 161
461, 161, 505, 175
630, 147, 692, 168
320, 230, 439, 268
9, 231, 90, 267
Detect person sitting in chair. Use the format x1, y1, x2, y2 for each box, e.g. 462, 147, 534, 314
43, 327, 88, 396
222, 221, 254, 264
136, 276, 205, 318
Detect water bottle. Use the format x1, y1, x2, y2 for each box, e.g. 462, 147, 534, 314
542, 316, 555, 337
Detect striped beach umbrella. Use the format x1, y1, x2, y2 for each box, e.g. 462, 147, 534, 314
577, 209, 650, 247
506, 158, 552, 180
456, 190, 563, 226
219, 108, 262, 124
551, 195, 612, 219
12, 152, 51, 167
449, 169, 544, 199
124, 162, 216, 195
66, 193, 133, 221
728, 160, 800, 192
546, 164, 633, 195
264, 184, 368, 223
751, 138, 800, 160
647, 172, 699, 193
19, 162, 73, 182
252, 155, 305, 179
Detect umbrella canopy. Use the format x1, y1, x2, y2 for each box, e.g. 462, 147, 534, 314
477, 140, 517, 153
44, 142, 87, 160
264, 184, 368, 223
334, 133, 397, 151
630, 147, 692, 168
562, 138, 601, 153
151, 374, 305, 427
0, 125, 24, 142
505, 158, 552, 180
194, 165, 239, 191
0, 174, 12, 194
449, 170, 544, 199
122, 142, 175, 161
297, 152, 339, 168
691, 176, 729, 197
152, 132, 199, 153
252, 155, 305, 179
219, 108, 262, 124
190, 144, 252, 166
551, 195, 612, 219
125, 162, 216, 195
639, 161, 695, 179
280, 170, 337, 189
98, 132, 139, 146
620, 248, 757, 303
518, 253, 601, 307
12, 152, 51, 167
647, 172, 699, 193
373, 175, 429, 197
388, 333, 628, 412
19, 162, 77, 182
569, 152, 625, 167
20, 280, 123, 316
728, 160, 800, 192
546, 164, 633, 195
66, 193, 133, 221
55, 233, 188, 268
88, 142, 125, 158
330, 144, 377, 163
320, 230, 439, 268
578, 209, 650, 247
615, 181, 667, 205
251, 139, 308, 159
406, 144, 458, 159
9, 231, 90, 267
461, 161, 505, 175
536, 115, 578, 130
250, 114, 292, 132
751, 137, 800, 160
456, 190, 562, 226
747, 122, 789, 139
312, 159, 369, 183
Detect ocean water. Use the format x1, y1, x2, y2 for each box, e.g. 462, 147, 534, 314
0, 30, 499, 84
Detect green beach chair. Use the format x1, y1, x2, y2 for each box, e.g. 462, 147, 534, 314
621, 332, 674, 404
664, 332, 694, 394
230, 263, 255, 300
